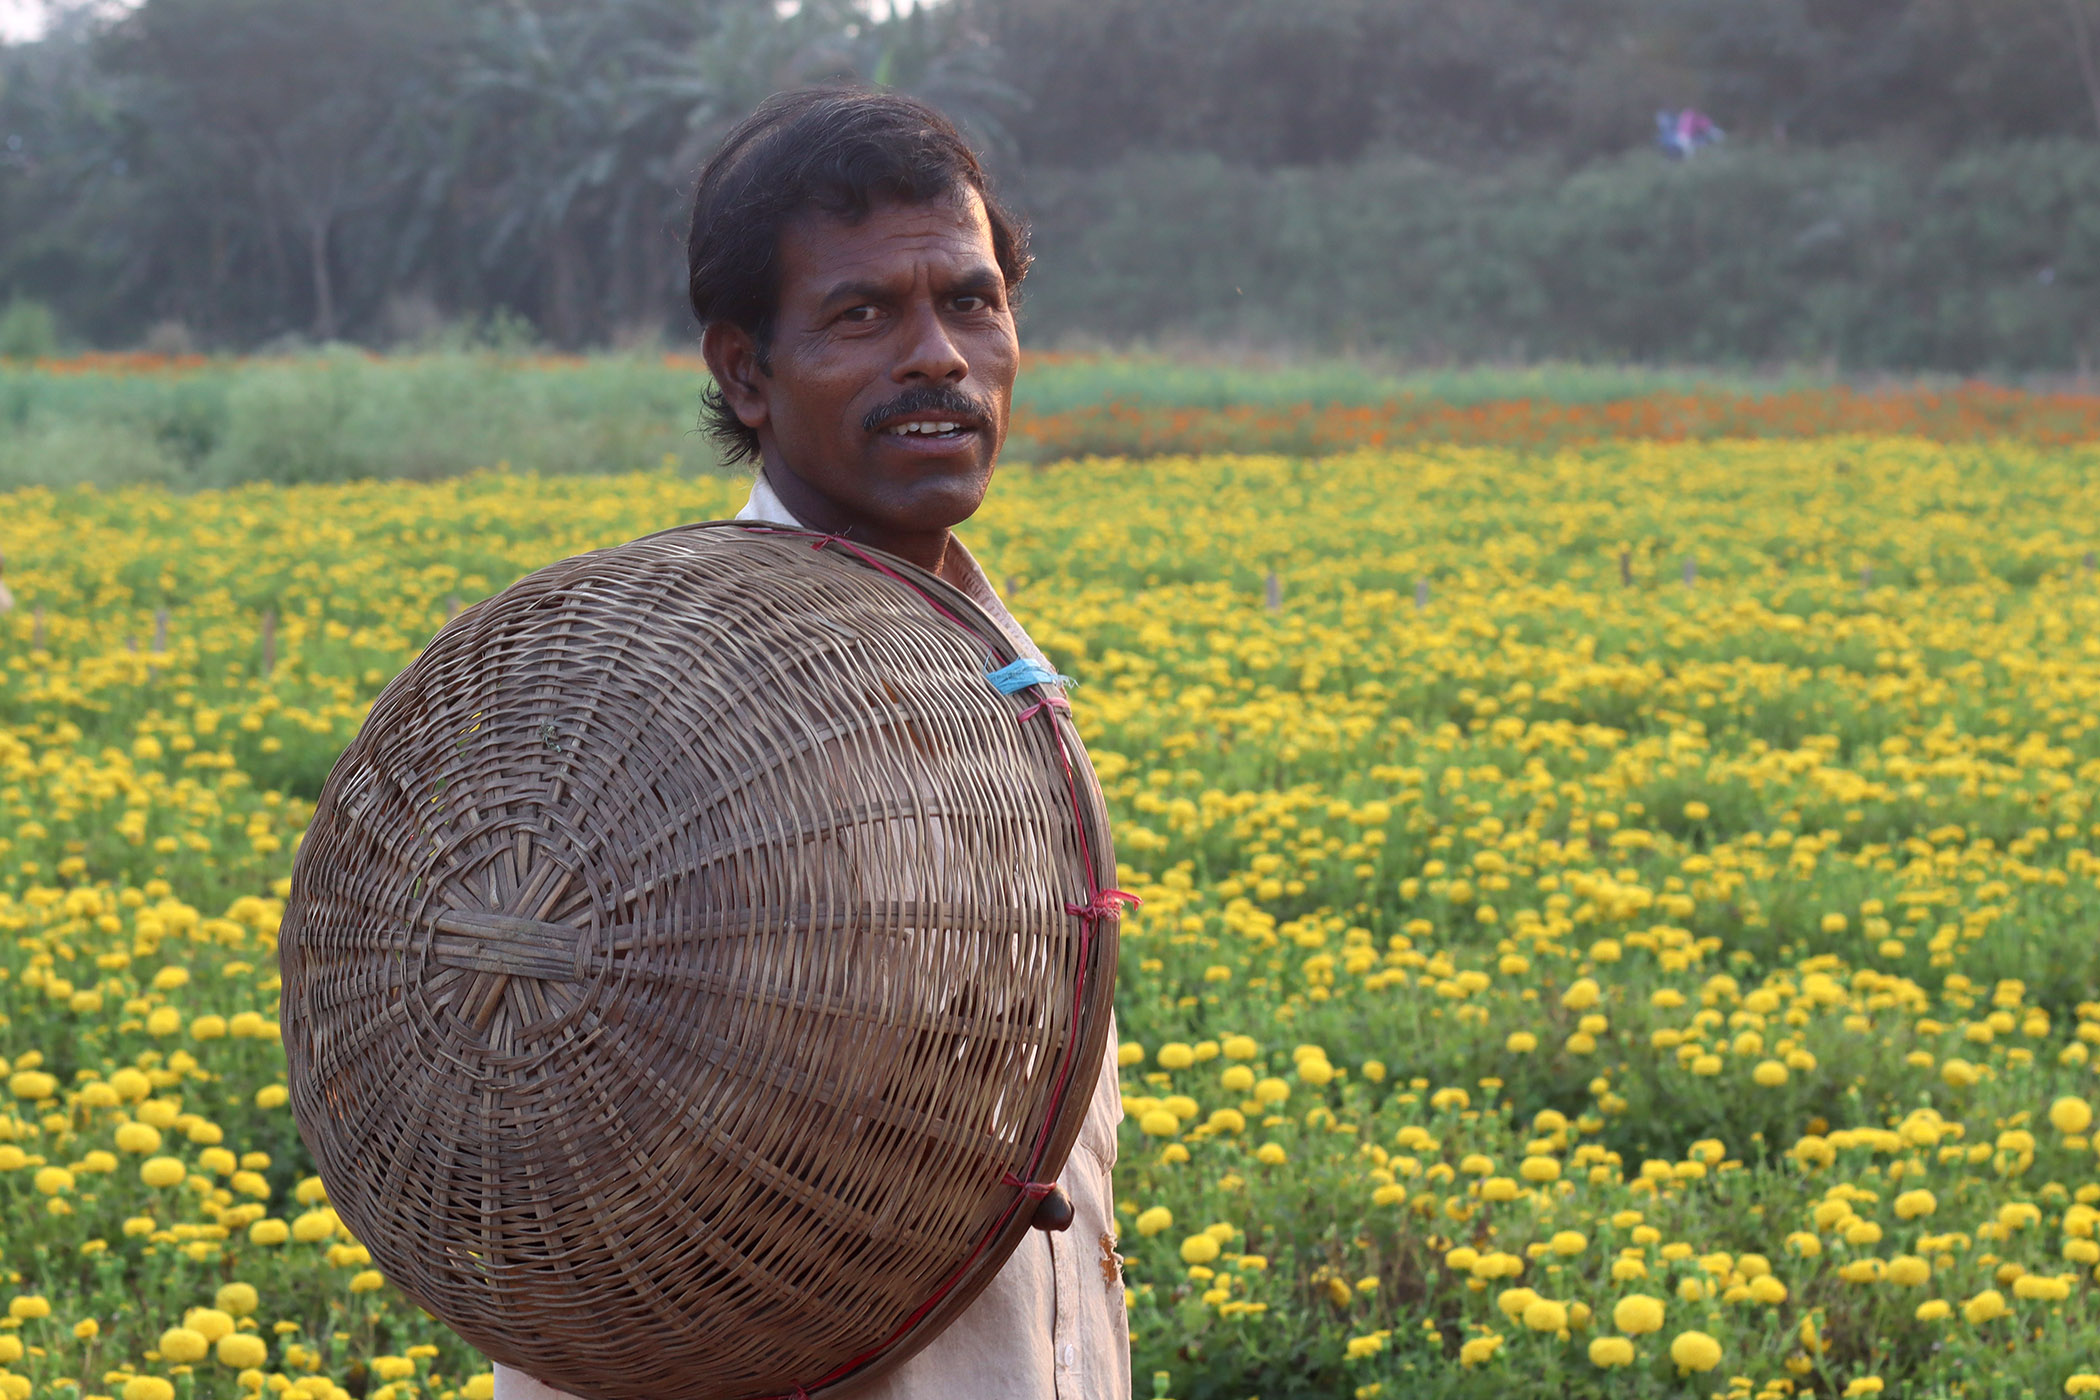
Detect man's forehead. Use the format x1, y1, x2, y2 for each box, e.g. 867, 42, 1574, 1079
779, 191, 997, 288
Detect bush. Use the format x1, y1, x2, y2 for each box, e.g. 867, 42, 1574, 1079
1016, 143, 2100, 371
0, 297, 59, 361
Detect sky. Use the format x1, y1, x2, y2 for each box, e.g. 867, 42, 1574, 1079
0, 0, 44, 42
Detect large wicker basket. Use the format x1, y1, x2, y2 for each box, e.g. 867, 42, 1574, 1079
279, 522, 1121, 1400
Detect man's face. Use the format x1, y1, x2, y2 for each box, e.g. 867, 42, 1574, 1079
707, 190, 1019, 549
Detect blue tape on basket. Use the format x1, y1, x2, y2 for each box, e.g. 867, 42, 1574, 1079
986, 658, 1073, 694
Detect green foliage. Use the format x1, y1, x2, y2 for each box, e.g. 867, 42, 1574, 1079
0, 298, 58, 361
0, 352, 733, 490
1021, 145, 2100, 371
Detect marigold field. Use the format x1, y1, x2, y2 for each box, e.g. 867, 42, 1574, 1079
4, 434, 2100, 1400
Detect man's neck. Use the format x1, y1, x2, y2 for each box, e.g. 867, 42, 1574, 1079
759, 464, 954, 580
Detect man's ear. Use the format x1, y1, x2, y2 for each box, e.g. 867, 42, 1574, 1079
701, 321, 770, 432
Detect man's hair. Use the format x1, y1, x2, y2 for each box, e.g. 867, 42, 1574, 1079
687, 86, 1031, 464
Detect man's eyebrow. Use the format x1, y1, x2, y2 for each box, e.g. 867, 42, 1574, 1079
947, 263, 1007, 296
816, 278, 899, 309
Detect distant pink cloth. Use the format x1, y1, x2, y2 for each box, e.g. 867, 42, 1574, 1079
494, 476, 1130, 1400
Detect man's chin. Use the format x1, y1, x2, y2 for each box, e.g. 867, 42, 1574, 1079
860, 450, 995, 530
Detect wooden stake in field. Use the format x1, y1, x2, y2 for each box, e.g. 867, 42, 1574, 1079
1264, 570, 1282, 612
153, 608, 168, 654
1683, 557, 1697, 588
1861, 566, 1873, 594
261, 608, 277, 677
445, 594, 462, 624
1619, 549, 1633, 587
32, 605, 44, 651
1414, 579, 1429, 611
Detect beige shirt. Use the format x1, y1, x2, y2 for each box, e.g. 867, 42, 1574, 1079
494, 477, 1130, 1400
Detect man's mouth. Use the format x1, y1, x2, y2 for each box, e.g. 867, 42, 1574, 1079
863, 387, 995, 445
881, 418, 976, 438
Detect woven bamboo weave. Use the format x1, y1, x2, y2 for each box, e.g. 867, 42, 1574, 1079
279, 522, 1120, 1400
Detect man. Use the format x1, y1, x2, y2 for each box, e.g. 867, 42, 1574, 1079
494, 88, 1130, 1400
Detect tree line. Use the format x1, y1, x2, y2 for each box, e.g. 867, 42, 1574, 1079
2, 0, 2098, 356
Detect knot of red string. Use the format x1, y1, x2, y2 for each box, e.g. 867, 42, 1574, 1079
1065, 889, 1140, 923
1001, 1170, 1057, 1201
1016, 695, 1072, 722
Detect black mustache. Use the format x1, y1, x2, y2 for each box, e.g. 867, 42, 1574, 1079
862, 386, 994, 433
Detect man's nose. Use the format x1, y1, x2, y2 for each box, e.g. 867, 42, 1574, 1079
892, 302, 968, 384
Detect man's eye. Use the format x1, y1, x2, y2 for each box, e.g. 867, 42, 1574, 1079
953, 295, 989, 312
841, 305, 880, 323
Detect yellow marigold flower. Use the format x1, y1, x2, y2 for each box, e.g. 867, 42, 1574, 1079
9, 1297, 50, 1321
33, 1166, 74, 1196
255, 1085, 290, 1109
7, 1071, 57, 1101
2050, 1096, 2094, 1135
183, 1308, 235, 1342
1845, 1380, 1885, 1397
74, 1318, 99, 1340
463, 1377, 497, 1400
1116, 1043, 1144, 1068
1894, 1188, 1936, 1219
0, 1336, 17, 1364
2065, 1375, 2100, 1395
1941, 1058, 1980, 1088
1521, 1299, 1568, 1333
1180, 1234, 1221, 1265
350, 1270, 386, 1293
1916, 1299, 1952, 1322
1668, 1330, 1722, 1373
215, 1333, 268, 1369
1505, 1032, 1539, 1054
1458, 1335, 1502, 1367
1549, 1230, 1587, 1256
123, 1380, 176, 1400
216, 1283, 259, 1317
1886, 1255, 1931, 1287
249, 1219, 291, 1246
159, 1327, 210, 1363
1496, 1287, 1539, 1321
292, 1209, 338, 1243
1138, 1109, 1179, 1137
1155, 1043, 1194, 1070
1519, 1156, 1561, 1183
1253, 1077, 1290, 1105
1220, 1065, 1254, 1093
1962, 1289, 2008, 1324
1613, 1295, 1665, 1335
1752, 1060, 1789, 1087
1220, 1035, 1258, 1061
1255, 1143, 1287, 1165
1135, 1206, 1173, 1237
1749, 1275, 1788, 1304
1588, 1336, 1635, 1368
1298, 1058, 1335, 1087
139, 1156, 186, 1188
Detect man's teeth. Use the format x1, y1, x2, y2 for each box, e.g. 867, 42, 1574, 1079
888, 420, 966, 435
